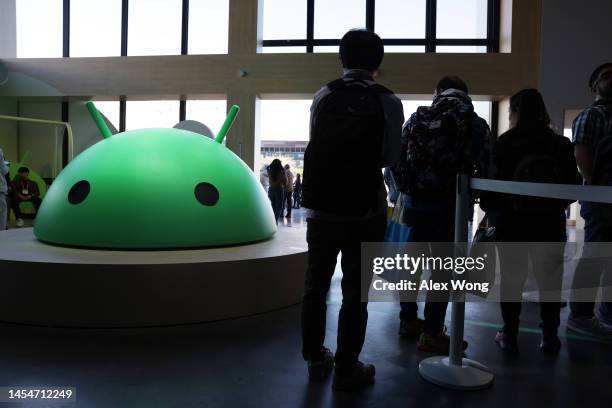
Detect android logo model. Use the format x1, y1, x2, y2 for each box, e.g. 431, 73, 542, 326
33, 102, 277, 249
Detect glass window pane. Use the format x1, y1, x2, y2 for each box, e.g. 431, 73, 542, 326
262, 0, 307, 40
125, 101, 180, 130
436, 46, 487, 53
16, 0, 62, 58
259, 99, 311, 177
185, 100, 227, 135
70, 0, 122, 57
472, 101, 491, 126
188, 0, 229, 54
437, 0, 488, 39
128, 0, 182, 56
375, 0, 426, 39
313, 46, 339, 53
95, 102, 121, 131
262, 46, 307, 53
259, 100, 311, 142
385, 46, 426, 53
314, 0, 366, 39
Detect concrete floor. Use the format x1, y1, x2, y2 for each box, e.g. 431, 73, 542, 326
0, 208, 611, 407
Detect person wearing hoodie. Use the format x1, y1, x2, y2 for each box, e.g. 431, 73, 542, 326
393, 76, 491, 354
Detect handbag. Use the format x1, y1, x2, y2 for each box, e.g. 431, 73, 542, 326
384, 193, 412, 243
467, 215, 497, 298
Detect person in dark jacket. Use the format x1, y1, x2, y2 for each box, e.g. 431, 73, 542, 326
481, 89, 581, 354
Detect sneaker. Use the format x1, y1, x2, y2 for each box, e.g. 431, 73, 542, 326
540, 335, 562, 354
15, 218, 24, 227
307, 347, 334, 382
417, 332, 468, 355
494, 331, 519, 352
567, 315, 612, 338
398, 318, 424, 339
332, 362, 375, 392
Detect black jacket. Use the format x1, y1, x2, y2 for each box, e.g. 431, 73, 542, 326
480, 126, 581, 240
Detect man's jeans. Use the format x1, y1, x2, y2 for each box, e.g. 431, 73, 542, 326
570, 201, 612, 319
301, 215, 386, 373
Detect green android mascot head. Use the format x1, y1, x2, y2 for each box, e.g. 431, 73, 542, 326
33, 103, 277, 249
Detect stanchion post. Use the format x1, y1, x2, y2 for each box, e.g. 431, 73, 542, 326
417, 174, 494, 390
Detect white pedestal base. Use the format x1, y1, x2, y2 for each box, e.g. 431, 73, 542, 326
418, 356, 494, 390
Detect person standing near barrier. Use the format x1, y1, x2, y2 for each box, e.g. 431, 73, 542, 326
481, 89, 581, 353
393, 76, 491, 353
284, 164, 294, 218
569, 62, 612, 336
0, 148, 9, 230
301, 29, 403, 391
267, 159, 286, 223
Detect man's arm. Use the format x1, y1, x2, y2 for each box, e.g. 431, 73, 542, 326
574, 143, 594, 184
0, 149, 8, 177
380, 95, 404, 168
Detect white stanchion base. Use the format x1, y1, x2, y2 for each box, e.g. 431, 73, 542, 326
418, 356, 494, 390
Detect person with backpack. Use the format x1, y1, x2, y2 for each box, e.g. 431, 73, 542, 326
569, 62, 612, 336
300, 29, 403, 391
393, 76, 491, 354
267, 159, 287, 224
481, 89, 581, 353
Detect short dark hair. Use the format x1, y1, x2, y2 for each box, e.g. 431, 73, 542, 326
339, 29, 384, 72
589, 62, 612, 88
436, 76, 469, 94
17, 166, 29, 174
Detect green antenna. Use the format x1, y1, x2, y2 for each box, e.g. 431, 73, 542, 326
86, 101, 113, 139
215, 105, 240, 144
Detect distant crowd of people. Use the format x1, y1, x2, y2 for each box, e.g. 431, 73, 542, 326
0, 154, 42, 230
261, 161, 302, 223
298, 28, 612, 392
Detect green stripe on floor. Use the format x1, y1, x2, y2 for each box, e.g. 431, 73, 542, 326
325, 301, 612, 345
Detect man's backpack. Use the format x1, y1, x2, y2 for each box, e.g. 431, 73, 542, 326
394, 97, 477, 196
591, 102, 612, 225
301, 78, 390, 217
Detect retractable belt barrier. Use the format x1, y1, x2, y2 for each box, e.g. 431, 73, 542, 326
418, 175, 612, 391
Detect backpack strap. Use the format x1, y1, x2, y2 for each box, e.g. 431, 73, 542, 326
326, 78, 392, 94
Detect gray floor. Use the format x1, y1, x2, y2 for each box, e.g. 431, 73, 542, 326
0, 208, 611, 407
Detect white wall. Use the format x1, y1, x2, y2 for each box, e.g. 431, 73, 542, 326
539, 0, 612, 131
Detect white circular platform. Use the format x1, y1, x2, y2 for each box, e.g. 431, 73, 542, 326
0, 226, 307, 328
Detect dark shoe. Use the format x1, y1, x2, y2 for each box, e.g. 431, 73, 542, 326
307, 347, 334, 382
494, 331, 519, 352
417, 332, 468, 355
567, 315, 612, 338
398, 318, 424, 339
332, 362, 375, 392
540, 336, 561, 354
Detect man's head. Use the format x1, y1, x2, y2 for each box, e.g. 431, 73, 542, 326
339, 29, 384, 73
589, 62, 612, 99
17, 166, 29, 179
284, 164, 290, 170
435, 76, 469, 96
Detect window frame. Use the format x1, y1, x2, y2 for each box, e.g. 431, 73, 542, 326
261, 0, 500, 53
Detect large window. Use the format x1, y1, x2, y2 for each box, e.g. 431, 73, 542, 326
125, 101, 180, 131
16, 0, 63, 58
128, 0, 183, 56
70, 0, 122, 57
188, 0, 229, 54
262, 0, 499, 53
